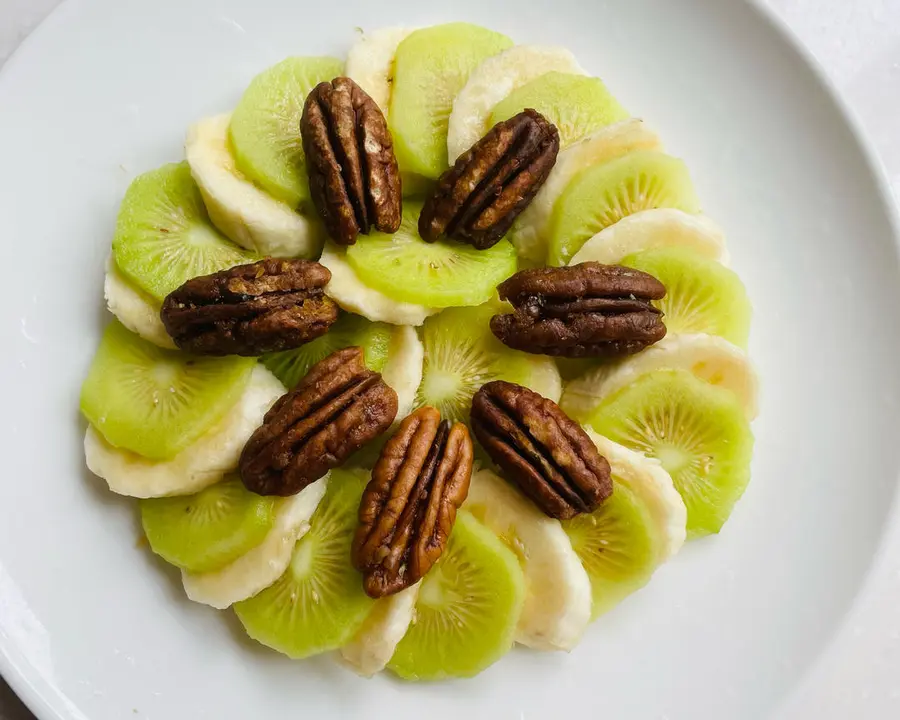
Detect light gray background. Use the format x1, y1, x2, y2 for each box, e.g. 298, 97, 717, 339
0, 0, 898, 718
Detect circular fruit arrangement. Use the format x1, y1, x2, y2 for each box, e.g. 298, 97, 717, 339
79, 21, 758, 681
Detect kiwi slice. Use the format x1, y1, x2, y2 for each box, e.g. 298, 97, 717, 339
112, 162, 256, 301
229, 56, 344, 207
562, 480, 660, 619
345, 200, 517, 308
262, 313, 393, 389
547, 150, 701, 266
416, 302, 561, 426
389, 23, 512, 179
489, 72, 628, 148
80, 321, 255, 460
140, 477, 276, 573
388, 511, 525, 680
588, 369, 754, 538
234, 469, 374, 659
621, 247, 752, 348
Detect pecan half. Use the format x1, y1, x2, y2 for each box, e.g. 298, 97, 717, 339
353, 407, 473, 598
491, 262, 667, 358
301, 76, 402, 246
160, 258, 338, 356
471, 381, 612, 520
239, 347, 398, 496
419, 109, 559, 250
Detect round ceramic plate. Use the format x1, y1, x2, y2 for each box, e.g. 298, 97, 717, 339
1, 0, 898, 718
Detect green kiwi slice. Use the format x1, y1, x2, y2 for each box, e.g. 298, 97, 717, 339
562, 481, 660, 618
387, 511, 525, 680
489, 72, 628, 148
588, 369, 754, 538
415, 302, 561, 426
80, 321, 255, 460
621, 247, 752, 348
229, 56, 344, 207
112, 162, 256, 302
389, 23, 512, 179
548, 150, 701, 265
262, 313, 393, 389
233, 469, 374, 658
345, 200, 517, 308
140, 477, 276, 573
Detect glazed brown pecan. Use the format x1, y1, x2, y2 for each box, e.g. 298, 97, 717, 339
419, 109, 559, 250
471, 381, 612, 520
491, 262, 667, 358
160, 258, 338, 356
239, 347, 398, 496
353, 407, 473, 598
301, 76, 402, 246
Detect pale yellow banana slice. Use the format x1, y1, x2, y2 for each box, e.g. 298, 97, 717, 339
182, 477, 328, 609
447, 45, 586, 162
340, 583, 420, 676
84, 366, 284, 498
465, 468, 591, 651
382, 325, 425, 418
570, 208, 729, 266
104, 256, 174, 349
512, 119, 662, 264
561, 333, 759, 422
586, 432, 687, 562
345, 26, 416, 111
185, 113, 323, 258
318, 241, 439, 325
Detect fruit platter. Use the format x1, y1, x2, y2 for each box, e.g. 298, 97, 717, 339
78, 21, 758, 681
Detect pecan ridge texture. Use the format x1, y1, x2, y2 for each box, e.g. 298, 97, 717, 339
471, 380, 612, 520
301, 76, 402, 246
160, 258, 339, 356
419, 109, 560, 250
353, 406, 473, 598
491, 262, 667, 358
239, 346, 398, 496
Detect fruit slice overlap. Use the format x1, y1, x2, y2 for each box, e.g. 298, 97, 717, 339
489, 72, 628, 149
587, 369, 754, 538
415, 302, 562, 426
234, 469, 374, 658
112, 162, 257, 302
229, 56, 344, 208
465, 468, 591, 651
512, 119, 662, 264
185, 113, 323, 258
341, 583, 420, 677
345, 200, 518, 308
388, 511, 525, 680
345, 27, 416, 112
548, 149, 701, 266
389, 23, 513, 179
447, 44, 586, 162
83, 364, 284, 497
80, 321, 256, 460
104, 256, 174, 349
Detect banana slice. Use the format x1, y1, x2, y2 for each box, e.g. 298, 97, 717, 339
447, 45, 586, 162
512, 119, 662, 264
185, 113, 323, 258
345, 26, 416, 111
382, 326, 425, 418
104, 256, 175, 349
465, 468, 591, 651
182, 477, 328, 609
570, 208, 729, 266
341, 583, 420, 676
585, 432, 686, 562
84, 365, 284, 498
319, 242, 439, 325
561, 333, 759, 421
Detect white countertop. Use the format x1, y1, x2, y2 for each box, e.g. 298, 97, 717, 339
0, 0, 898, 718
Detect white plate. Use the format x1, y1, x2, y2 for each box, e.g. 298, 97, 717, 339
1, 0, 898, 718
